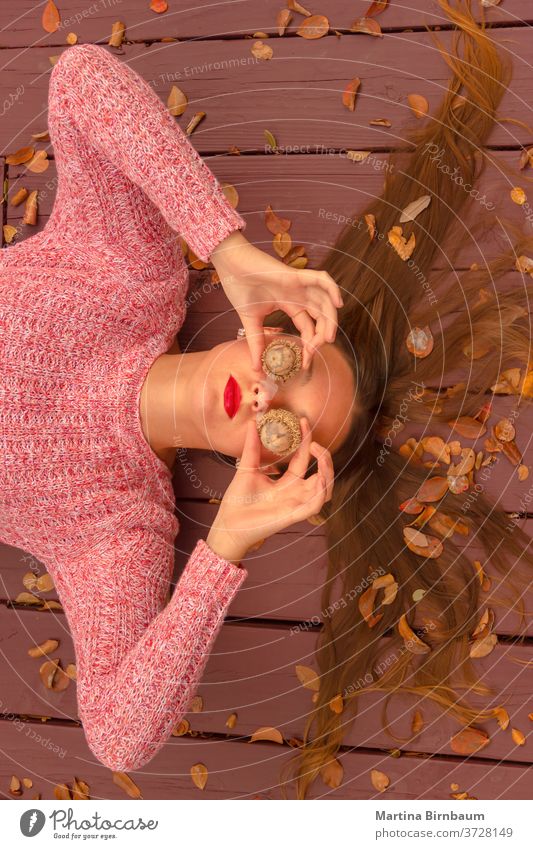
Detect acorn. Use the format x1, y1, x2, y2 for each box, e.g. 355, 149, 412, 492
261, 338, 302, 383
256, 409, 302, 456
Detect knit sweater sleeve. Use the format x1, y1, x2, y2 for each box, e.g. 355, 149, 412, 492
47, 44, 246, 263
53, 533, 247, 772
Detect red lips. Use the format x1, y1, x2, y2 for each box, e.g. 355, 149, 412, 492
224, 375, 241, 418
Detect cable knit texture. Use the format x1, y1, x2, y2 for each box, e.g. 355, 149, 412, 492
0, 44, 248, 771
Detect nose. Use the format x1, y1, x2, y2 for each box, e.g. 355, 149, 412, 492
249, 376, 279, 415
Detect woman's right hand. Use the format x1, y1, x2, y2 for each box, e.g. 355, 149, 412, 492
205, 416, 334, 565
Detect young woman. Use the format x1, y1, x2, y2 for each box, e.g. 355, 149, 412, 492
0, 43, 345, 772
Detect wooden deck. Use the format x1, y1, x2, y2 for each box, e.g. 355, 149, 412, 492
1, 0, 533, 800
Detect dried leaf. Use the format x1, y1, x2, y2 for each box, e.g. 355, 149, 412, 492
366, 1, 389, 14
295, 664, 320, 690
264, 129, 278, 151
399, 497, 424, 514
412, 710, 424, 734
469, 633, 498, 658
54, 782, 71, 800
167, 85, 187, 117
249, 726, 284, 744
185, 112, 205, 135
27, 150, 49, 173
447, 416, 487, 439
190, 695, 203, 713
288, 0, 312, 15
36, 572, 54, 592
5, 146, 34, 166
42, 0, 60, 33
416, 476, 449, 503
320, 757, 343, 788
296, 15, 329, 39
388, 225, 416, 261
350, 17, 383, 37
405, 325, 434, 360
398, 613, 431, 653
15, 591, 41, 605
510, 186, 526, 205
225, 712, 237, 729
450, 726, 490, 755
276, 10, 292, 36
359, 585, 383, 628
251, 40, 273, 60
346, 150, 370, 163
22, 191, 38, 226
10, 187, 29, 207
511, 728, 526, 745
265, 204, 291, 235
400, 194, 431, 223
407, 94, 429, 119
365, 213, 376, 239
518, 464, 529, 480
421, 436, 450, 464
273, 231, 292, 258
493, 707, 510, 730
329, 693, 344, 714
109, 21, 126, 48
493, 418, 515, 443
369, 117, 392, 126
28, 639, 59, 658
150, 0, 169, 12
72, 777, 90, 800
189, 762, 208, 789
370, 768, 390, 791
112, 771, 143, 798
172, 719, 190, 736
9, 775, 21, 795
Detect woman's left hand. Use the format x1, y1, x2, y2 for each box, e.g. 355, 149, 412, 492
210, 230, 344, 372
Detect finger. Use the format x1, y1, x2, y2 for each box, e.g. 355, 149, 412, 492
240, 317, 266, 372
311, 269, 344, 309
309, 442, 334, 500
238, 419, 261, 473
305, 293, 338, 344
282, 304, 316, 363
283, 417, 313, 478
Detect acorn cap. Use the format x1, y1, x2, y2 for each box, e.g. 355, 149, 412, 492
256, 408, 302, 457
261, 338, 302, 383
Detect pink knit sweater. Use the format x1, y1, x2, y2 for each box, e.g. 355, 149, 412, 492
0, 44, 249, 771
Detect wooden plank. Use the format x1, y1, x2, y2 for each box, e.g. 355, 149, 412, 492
1, 606, 532, 763
5, 148, 533, 268
1, 29, 533, 156
0, 1, 531, 49
1, 718, 531, 799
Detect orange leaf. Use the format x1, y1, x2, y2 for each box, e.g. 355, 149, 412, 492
265, 204, 291, 235
411, 710, 424, 734
190, 763, 208, 790
329, 694, 344, 714
370, 768, 390, 791
320, 757, 343, 788
5, 146, 34, 166
493, 707, 510, 731
447, 417, 487, 439
511, 727, 526, 746
406, 325, 433, 357
416, 476, 449, 503
342, 78, 361, 112
112, 771, 143, 799
249, 726, 284, 744
397, 613, 431, 654
408, 93, 429, 118
150, 0, 169, 12
450, 726, 490, 755
296, 14, 329, 39
42, 0, 60, 33
295, 664, 319, 691
350, 17, 383, 37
